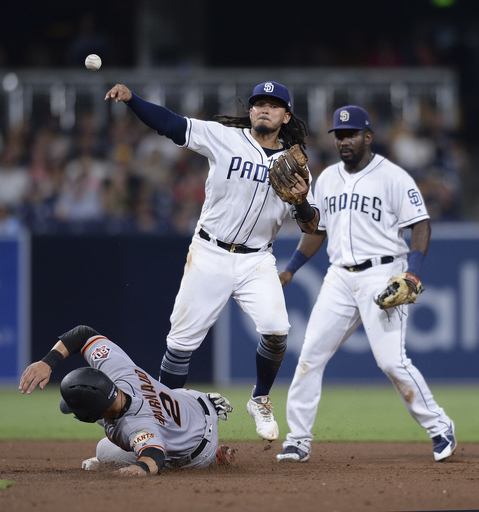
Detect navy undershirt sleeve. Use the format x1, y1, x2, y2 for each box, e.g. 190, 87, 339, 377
126, 92, 187, 145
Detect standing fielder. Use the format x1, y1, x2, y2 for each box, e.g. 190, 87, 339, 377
276, 106, 456, 463
105, 81, 319, 441
19, 325, 235, 475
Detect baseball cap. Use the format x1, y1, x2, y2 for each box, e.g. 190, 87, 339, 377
328, 105, 372, 133
248, 81, 292, 111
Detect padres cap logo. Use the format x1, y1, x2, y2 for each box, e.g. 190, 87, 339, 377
339, 110, 350, 122
264, 83, 274, 93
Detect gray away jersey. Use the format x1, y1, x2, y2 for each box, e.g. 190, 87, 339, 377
80, 334, 213, 465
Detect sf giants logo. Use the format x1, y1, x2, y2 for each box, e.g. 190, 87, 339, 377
339, 110, 350, 122
408, 189, 423, 207
91, 345, 111, 360
132, 430, 155, 447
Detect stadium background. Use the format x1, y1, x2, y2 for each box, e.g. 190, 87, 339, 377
1, 0, 479, 385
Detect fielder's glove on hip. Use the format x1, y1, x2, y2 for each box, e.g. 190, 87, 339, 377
206, 392, 234, 421
374, 272, 424, 309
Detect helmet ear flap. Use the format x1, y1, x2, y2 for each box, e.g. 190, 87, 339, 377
60, 368, 118, 422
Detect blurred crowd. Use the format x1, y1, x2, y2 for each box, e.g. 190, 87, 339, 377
0, 101, 471, 238
0, 4, 477, 236
0, 111, 208, 236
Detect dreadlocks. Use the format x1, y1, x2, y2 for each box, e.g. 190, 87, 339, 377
214, 98, 309, 150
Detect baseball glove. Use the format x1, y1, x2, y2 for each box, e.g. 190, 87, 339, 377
206, 392, 234, 421
374, 272, 424, 310
269, 144, 310, 205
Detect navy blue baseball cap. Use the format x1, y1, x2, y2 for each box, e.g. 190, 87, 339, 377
248, 81, 292, 111
328, 105, 372, 132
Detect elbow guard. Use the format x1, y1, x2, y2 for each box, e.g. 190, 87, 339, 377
58, 325, 100, 355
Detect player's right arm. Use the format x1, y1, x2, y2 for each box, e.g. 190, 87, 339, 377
19, 325, 100, 394
105, 84, 187, 145
19, 340, 69, 394
104, 84, 132, 103
279, 230, 327, 286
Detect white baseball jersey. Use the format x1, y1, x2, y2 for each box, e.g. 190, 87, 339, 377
283, 154, 453, 456
167, 121, 314, 351
81, 334, 219, 468
315, 154, 429, 266
183, 119, 316, 247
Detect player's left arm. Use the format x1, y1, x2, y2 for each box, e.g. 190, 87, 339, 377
296, 204, 319, 234
292, 164, 320, 233
279, 230, 327, 286
293, 175, 319, 233
117, 447, 166, 477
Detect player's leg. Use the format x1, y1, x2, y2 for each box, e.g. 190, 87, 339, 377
233, 251, 290, 440
160, 237, 234, 388
234, 251, 290, 395
95, 437, 137, 467
358, 264, 456, 460
278, 265, 361, 460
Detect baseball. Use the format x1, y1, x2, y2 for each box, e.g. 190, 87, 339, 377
85, 54, 102, 71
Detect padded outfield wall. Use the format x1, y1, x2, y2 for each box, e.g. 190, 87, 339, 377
216, 223, 479, 384
1, 222, 478, 385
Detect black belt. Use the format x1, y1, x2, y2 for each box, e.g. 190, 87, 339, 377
199, 228, 269, 254
197, 397, 210, 416
191, 397, 210, 460
345, 256, 394, 273
191, 438, 209, 459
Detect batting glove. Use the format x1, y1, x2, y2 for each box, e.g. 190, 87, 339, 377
206, 392, 234, 421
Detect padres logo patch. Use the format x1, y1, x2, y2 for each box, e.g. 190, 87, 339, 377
133, 430, 155, 447
339, 110, 350, 122
91, 345, 111, 360
408, 188, 423, 207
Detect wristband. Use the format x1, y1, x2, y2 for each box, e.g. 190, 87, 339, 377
285, 250, 310, 274
134, 461, 151, 473
295, 201, 316, 223
41, 349, 64, 370
407, 251, 425, 276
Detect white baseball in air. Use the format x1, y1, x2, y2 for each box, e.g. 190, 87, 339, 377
85, 54, 102, 71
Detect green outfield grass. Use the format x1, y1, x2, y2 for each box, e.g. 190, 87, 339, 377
1, 383, 477, 443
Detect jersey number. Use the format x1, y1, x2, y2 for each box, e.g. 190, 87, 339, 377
159, 392, 182, 427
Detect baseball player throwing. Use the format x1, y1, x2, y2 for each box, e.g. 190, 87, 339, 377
105, 81, 319, 441
19, 325, 235, 475
276, 106, 456, 463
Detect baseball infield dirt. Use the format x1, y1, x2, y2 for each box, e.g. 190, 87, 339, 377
1, 441, 478, 512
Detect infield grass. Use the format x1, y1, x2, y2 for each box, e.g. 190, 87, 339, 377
2, 383, 477, 443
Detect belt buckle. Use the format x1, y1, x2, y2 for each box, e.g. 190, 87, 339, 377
348, 266, 357, 272
230, 244, 237, 253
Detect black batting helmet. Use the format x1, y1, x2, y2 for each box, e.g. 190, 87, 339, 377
59, 367, 118, 423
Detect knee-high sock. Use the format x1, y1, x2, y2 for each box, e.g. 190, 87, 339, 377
254, 335, 287, 397
159, 347, 192, 389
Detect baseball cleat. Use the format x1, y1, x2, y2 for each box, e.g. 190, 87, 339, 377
246, 390, 279, 441
216, 445, 236, 466
82, 456, 102, 471
276, 446, 310, 463
432, 422, 456, 462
